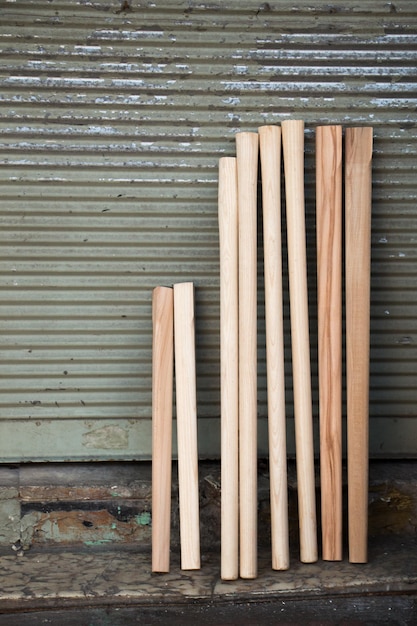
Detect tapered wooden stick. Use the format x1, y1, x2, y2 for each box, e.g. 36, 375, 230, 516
282, 119, 318, 564
151, 286, 174, 573
218, 157, 239, 581
236, 131, 259, 579
173, 282, 200, 570
316, 125, 343, 561
345, 127, 373, 564
259, 125, 289, 571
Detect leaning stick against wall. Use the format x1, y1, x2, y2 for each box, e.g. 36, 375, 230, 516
316, 125, 343, 561
151, 286, 174, 573
218, 157, 239, 581
345, 127, 373, 564
259, 124, 289, 571
236, 131, 259, 579
282, 119, 318, 564
174, 282, 201, 570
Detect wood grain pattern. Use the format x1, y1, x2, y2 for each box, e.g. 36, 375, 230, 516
316, 125, 343, 561
173, 282, 201, 570
281, 119, 318, 564
218, 156, 239, 581
345, 127, 373, 564
259, 125, 289, 571
151, 286, 174, 573
236, 131, 259, 579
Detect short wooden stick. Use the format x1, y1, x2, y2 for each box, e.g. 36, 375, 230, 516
316, 125, 343, 561
218, 156, 239, 581
173, 282, 201, 570
282, 119, 318, 564
345, 127, 373, 564
151, 286, 174, 573
259, 125, 289, 571
236, 131, 259, 579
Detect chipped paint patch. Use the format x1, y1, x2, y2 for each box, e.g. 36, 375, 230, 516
0, 487, 20, 545
135, 511, 151, 526
83, 425, 128, 450
21, 509, 152, 548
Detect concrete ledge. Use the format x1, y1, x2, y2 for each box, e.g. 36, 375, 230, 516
0, 535, 416, 622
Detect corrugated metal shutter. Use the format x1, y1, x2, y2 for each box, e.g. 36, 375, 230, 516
0, 0, 416, 461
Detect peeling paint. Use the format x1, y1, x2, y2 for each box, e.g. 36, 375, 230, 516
0, 487, 20, 545
83, 425, 128, 450
21, 509, 152, 548
135, 511, 151, 526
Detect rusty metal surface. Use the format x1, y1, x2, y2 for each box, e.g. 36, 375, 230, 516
0, 1, 416, 460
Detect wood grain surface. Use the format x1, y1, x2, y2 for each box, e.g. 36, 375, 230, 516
316, 125, 343, 561
345, 127, 373, 564
282, 119, 318, 564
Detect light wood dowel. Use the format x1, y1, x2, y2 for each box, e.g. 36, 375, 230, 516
236, 131, 259, 579
173, 282, 201, 570
259, 125, 289, 571
151, 286, 174, 573
218, 157, 239, 581
345, 127, 373, 564
282, 119, 318, 564
316, 125, 343, 561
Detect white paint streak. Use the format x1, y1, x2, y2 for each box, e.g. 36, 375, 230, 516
222, 97, 241, 105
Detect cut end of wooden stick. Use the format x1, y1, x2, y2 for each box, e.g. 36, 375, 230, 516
282, 118, 304, 130
258, 124, 281, 136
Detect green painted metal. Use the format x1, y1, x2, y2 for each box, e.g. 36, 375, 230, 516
0, 0, 416, 460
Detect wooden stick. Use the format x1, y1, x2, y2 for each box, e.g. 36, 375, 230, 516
218, 157, 239, 581
258, 125, 289, 571
345, 127, 373, 564
281, 119, 318, 564
236, 131, 259, 579
151, 286, 174, 573
173, 282, 200, 570
316, 125, 343, 561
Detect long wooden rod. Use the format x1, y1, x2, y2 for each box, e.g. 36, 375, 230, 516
151, 286, 174, 573
316, 125, 343, 561
236, 131, 259, 579
173, 281, 201, 570
282, 119, 318, 564
345, 127, 373, 564
259, 125, 289, 571
218, 156, 239, 581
